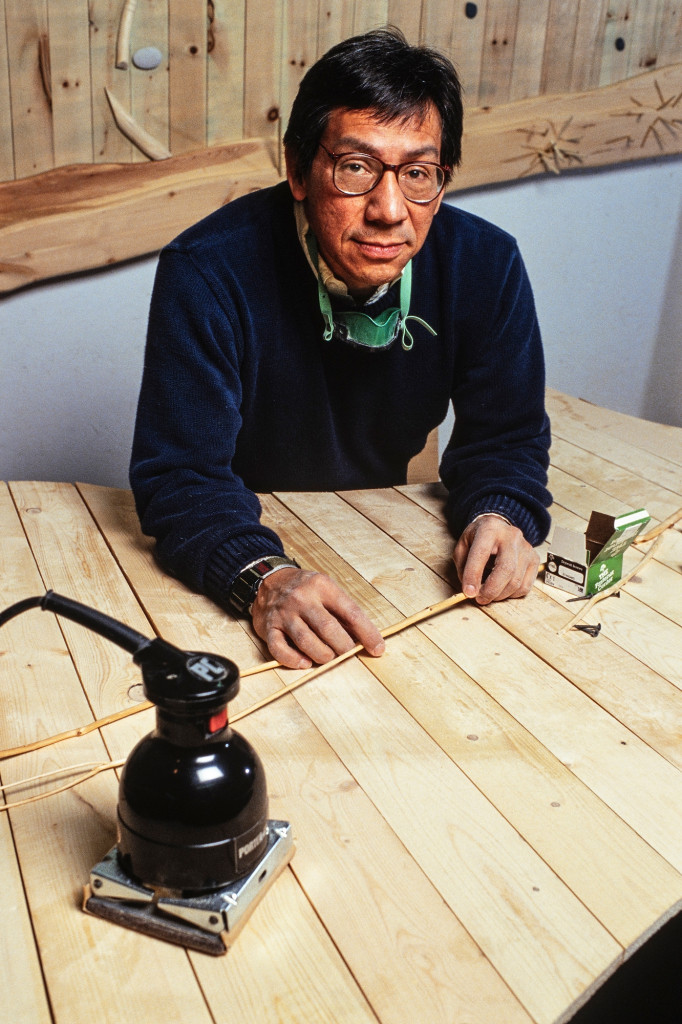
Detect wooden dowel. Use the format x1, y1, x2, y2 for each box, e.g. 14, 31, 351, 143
633, 507, 682, 544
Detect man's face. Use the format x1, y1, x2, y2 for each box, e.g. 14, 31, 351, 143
286, 104, 445, 299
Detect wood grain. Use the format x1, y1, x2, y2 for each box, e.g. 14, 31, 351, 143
0, 139, 279, 292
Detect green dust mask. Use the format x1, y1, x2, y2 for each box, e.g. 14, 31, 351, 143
308, 235, 436, 352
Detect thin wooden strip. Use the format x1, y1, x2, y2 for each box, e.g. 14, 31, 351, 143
4, 0, 53, 178
0, 0, 15, 180
421, 0, 488, 105
168, 0, 207, 154
511, 0, 551, 99
129, 0, 169, 162
570, 0, 610, 91
88, 0, 133, 164
279, 0, 318, 161
346, 485, 682, 773
114, 0, 136, 69
207, 0, 245, 144
352, 0, 389, 34
386, 0, 423, 44
635, 507, 682, 542
477, 0, 520, 106
243, 0, 283, 161
105, 87, 171, 159
559, 535, 665, 634
62, 500, 387, 1024
46, 0, 93, 165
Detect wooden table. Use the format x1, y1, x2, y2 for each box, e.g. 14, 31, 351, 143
2, 389, 682, 1024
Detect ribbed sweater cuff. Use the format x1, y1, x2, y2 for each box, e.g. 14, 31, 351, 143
204, 534, 285, 607
467, 495, 545, 547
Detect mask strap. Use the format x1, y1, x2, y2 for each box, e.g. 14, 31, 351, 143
307, 231, 436, 350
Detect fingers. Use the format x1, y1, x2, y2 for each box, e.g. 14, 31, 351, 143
454, 516, 540, 606
250, 567, 385, 668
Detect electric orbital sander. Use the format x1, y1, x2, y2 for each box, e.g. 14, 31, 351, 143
1, 591, 293, 955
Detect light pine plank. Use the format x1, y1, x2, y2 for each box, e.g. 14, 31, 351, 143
10, 481, 152, 718
168, 0, 206, 154
538, 0, 577, 96
353, 0, 389, 34
0, 485, 214, 1024
294, 654, 621, 1024
280, 0, 318, 156
546, 414, 682, 497
0, 0, 15, 180
478, 0, 520, 106
78, 487, 533, 1024
546, 388, 682, 469
46, 0, 93, 165
599, 0, 639, 87
242, 691, 534, 1024
549, 435, 682, 524
0, 796, 52, 1023
627, 0, 667, 75
275, 490, 452, 614
354, 623, 682, 952
4, 0, 53, 177
274, 487, 682, 871
421, 0, 488, 106
243, 0, 283, 160
207, 0, 245, 144
316, 0, 355, 57
510, 0, 551, 100
88, 0, 133, 164
193, 868, 380, 1024
657, 0, 682, 67
130, 0, 170, 160
570, 0, 610, 91
387, 0, 423, 44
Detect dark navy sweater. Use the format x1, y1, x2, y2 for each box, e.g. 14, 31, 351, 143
130, 182, 551, 607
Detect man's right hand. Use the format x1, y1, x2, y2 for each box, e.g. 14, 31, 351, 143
250, 567, 385, 669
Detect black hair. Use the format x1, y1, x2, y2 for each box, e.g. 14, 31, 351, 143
283, 27, 463, 184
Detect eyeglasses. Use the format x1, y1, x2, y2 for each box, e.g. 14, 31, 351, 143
318, 143, 448, 204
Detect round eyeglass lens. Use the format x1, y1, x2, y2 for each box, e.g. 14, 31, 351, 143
334, 154, 443, 202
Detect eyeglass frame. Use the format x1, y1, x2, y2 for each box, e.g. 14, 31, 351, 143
317, 142, 449, 205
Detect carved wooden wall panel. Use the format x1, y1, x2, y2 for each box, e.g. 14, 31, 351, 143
1, 0, 681, 292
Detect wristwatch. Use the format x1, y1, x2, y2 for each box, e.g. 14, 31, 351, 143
228, 555, 301, 615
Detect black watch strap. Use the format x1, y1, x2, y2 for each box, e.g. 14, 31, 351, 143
228, 555, 301, 615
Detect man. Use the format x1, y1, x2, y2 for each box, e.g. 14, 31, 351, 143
130, 28, 551, 670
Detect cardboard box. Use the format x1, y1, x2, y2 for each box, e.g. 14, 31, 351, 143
544, 508, 650, 597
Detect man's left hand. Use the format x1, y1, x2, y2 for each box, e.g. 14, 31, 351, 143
453, 515, 539, 605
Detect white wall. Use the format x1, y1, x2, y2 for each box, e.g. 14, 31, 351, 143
1, 154, 681, 488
